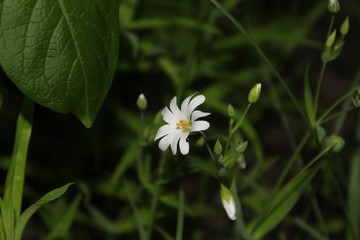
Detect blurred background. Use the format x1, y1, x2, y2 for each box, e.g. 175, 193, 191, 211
0, 0, 359, 239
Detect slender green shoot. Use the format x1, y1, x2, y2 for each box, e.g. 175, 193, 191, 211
175, 182, 185, 240
209, 0, 306, 120
314, 15, 335, 117
3, 97, 33, 221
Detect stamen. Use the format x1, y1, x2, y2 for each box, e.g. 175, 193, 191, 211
176, 119, 191, 132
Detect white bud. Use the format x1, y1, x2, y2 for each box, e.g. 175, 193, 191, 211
220, 185, 236, 220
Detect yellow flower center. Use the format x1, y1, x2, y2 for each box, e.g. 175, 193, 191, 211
176, 119, 191, 132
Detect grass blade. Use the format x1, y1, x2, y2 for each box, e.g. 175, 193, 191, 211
347, 148, 360, 240
209, 0, 306, 120
3, 97, 33, 221
14, 183, 74, 240
250, 161, 322, 239
45, 194, 82, 240
0, 197, 14, 240
304, 65, 315, 126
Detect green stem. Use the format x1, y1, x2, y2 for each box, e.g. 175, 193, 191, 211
3, 97, 33, 221
200, 132, 216, 162
209, 0, 306, 120
319, 107, 354, 125
230, 104, 251, 136
314, 61, 327, 118
125, 181, 146, 240
310, 195, 329, 238
316, 87, 358, 124
146, 151, 167, 240
333, 63, 360, 134
273, 131, 311, 193
175, 182, 185, 240
225, 104, 251, 152
264, 66, 299, 157
134, 111, 147, 240
314, 15, 335, 117
231, 180, 251, 240
301, 146, 332, 175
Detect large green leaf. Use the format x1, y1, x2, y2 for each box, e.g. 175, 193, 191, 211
0, 0, 119, 127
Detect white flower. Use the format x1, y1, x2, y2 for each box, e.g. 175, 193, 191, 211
220, 185, 236, 220
154, 94, 210, 155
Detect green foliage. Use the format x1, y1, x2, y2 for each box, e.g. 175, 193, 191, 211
0, 0, 119, 127
250, 160, 323, 239
14, 183, 74, 240
0, 0, 359, 239
45, 194, 82, 240
3, 98, 33, 221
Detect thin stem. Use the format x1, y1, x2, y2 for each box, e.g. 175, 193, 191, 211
333, 62, 360, 134
231, 180, 251, 240
125, 181, 146, 240
301, 146, 332, 175
274, 131, 311, 192
314, 15, 335, 117
316, 87, 358, 124
327, 15, 335, 38
132, 110, 147, 240
225, 104, 251, 152
264, 66, 299, 159
314, 61, 327, 117
146, 151, 167, 240
230, 104, 251, 136
200, 131, 216, 162
319, 107, 354, 125
209, 0, 306, 120
310, 195, 329, 238
175, 182, 185, 240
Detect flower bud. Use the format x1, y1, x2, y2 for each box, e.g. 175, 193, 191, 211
235, 141, 248, 154
237, 154, 246, 169
325, 134, 345, 152
220, 185, 236, 220
137, 93, 147, 110
340, 17, 349, 35
217, 154, 224, 165
248, 83, 261, 104
352, 95, 360, 108
326, 30, 336, 48
228, 104, 235, 118
328, 0, 340, 13
217, 167, 227, 177
214, 139, 222, 155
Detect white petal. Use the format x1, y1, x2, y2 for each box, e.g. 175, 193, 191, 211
170, 97, 186, 120
179, 134, 190, 155
181, 93, 198, 115
162, 107, 177, 124
170, 132, 183, 155
187, 95, 205, 117
222, 198, 236, 220
191, 110, 210, 121
158, 134, 174, 151
191, 120, 210, 132
181, 94, 193, 115
154, 124, 175, 141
